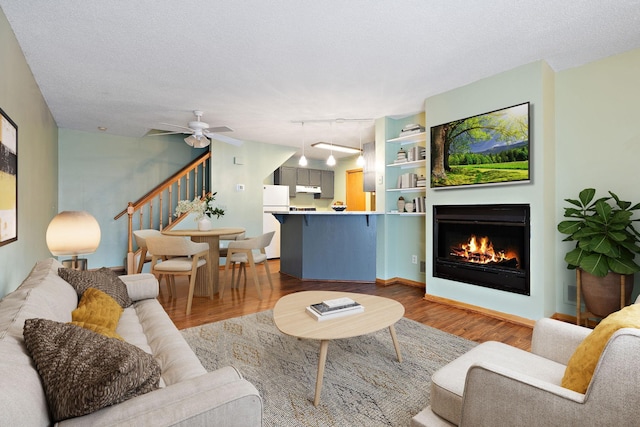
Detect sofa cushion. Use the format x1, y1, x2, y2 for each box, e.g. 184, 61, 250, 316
59, 267, 133, 308
23, 318, 160, 422
71, 287, 124, 339
562, 304, 640, 393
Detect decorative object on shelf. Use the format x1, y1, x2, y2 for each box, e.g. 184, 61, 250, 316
557, 188, 640, 323
394, 148, 408, 163
405, 202, 414, 213
0, 107, 18, 247
175, 192, 225, 230
399, 123, 425, 137
397, 196, 405, 212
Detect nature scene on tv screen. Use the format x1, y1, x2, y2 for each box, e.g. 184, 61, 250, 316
430, 102, 529, 188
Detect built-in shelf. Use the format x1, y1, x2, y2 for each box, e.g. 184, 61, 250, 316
386, 160, 426, 168
387, 211, 426, 216
387, 187, 426, 193
386, 131, 426, 145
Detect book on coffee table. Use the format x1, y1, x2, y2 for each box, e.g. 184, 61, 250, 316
309, 297, 361, 315
305, 305, 364, 321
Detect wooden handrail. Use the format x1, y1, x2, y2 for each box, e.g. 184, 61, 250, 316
115, 151, 212, 274
114, 151, 211, 220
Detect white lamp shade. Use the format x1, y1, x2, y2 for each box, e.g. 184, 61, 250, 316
46, 211, 101, 256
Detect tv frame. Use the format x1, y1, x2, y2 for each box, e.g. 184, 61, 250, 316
430, 102, 530, 189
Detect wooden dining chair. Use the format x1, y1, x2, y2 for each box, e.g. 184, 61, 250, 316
219, 232, 246, 286
220, 231, 275, 300
133, 229, 162, 274
145, 235, 210, 315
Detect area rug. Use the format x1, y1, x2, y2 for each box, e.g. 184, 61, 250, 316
181, 310, 476, 427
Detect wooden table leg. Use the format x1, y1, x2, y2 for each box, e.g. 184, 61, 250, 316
389, 324, 403, 363
314, 340, 330, 406
191, 236, 219, 296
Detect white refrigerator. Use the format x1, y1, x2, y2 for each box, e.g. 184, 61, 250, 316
263, 185, 289, 259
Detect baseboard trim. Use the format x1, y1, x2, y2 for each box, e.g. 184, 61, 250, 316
423, 294, 536, 328
376, 277, 424, 288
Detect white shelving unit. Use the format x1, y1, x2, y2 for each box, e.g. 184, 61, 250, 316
386, 131, 427, 215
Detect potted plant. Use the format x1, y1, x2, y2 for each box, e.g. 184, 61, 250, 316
558, 188, 640, 318
175, 192, 225, 231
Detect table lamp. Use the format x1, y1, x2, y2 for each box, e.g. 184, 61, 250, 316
46, 211, 101, 270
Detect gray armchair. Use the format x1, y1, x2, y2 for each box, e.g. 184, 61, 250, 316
413, 300, 640, 426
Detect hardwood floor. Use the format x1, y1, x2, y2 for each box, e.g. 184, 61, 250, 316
159, 260, 532, 351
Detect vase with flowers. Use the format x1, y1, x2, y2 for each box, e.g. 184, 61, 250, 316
175, 192, 225, 231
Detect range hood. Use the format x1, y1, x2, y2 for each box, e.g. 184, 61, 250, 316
295, 185, 322, 194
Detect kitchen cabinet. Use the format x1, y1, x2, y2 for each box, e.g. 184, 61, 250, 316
274, 166, 297, 197
296, 168, 322, 186
318, 170, 334, 199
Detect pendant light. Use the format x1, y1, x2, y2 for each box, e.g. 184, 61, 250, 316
327, 122, 336, 166
356, 122, 365, 166
298, 122, 308, 166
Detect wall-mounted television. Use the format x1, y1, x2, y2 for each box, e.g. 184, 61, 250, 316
430, 102, 530, 189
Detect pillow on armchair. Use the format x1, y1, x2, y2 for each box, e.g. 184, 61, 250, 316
562, 303, 640, 393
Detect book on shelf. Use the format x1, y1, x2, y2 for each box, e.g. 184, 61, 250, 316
306, 305, 364, 321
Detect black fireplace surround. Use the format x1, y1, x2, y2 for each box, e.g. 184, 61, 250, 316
433, 204, 530, 295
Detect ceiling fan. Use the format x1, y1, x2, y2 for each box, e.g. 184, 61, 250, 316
151, 110, 243, 148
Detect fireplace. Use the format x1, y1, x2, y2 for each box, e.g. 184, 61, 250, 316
433, 204, 530, 295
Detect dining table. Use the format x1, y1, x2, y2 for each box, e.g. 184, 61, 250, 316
161, 227, 245, 297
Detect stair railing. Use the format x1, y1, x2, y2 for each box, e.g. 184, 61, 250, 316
114, 151, 211, 274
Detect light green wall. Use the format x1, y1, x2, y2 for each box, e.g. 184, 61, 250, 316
57, 131, 295, 269
555, 48, 640, 314
423, 61, 556, 320
0, 10, 58, 298
57, 129, 207, 268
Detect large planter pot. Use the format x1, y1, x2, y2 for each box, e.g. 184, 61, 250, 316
579, 269, 634, 318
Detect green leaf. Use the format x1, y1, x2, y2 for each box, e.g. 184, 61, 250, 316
565, 247, 586, 267
588, 235, 612, 254
580, 253, 610, 277
564, 198, 584, 208
557, 220, 582, 235
608, 257, 640, 274
594, 200, 612, 220
578, 188, 596, 206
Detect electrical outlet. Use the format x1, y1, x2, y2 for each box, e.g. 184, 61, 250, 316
411, 255, 418, 264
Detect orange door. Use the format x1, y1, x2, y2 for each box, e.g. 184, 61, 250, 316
346, 169, 366, 211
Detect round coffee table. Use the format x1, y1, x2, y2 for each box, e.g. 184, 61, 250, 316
273, 290, 405, 406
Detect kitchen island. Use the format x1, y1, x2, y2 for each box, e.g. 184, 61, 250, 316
269, 211, 382, 282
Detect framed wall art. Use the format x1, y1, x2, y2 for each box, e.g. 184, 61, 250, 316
0, 108, 17, 246
430, 102, 530, 189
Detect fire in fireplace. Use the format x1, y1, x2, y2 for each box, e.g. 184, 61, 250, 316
433, 204, 530, 295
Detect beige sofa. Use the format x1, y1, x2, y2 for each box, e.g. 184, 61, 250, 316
412, 306, 640, 426
0, 258, 262, 426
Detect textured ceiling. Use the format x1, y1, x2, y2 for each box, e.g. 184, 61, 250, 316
2, 1, 640, 159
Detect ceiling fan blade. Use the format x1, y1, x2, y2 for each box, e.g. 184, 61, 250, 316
159, 122, 195, 132
206, 126, 234, 133
206, 132, 243, 146
146, 129, 185, 136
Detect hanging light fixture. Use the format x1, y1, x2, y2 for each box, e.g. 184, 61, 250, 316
327, 122, 336, 166
299, 122, 308, 166
356, 122, 365, 166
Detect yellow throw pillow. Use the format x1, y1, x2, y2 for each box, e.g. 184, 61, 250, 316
69, 321, 123, 340
561, 304, 640, 393
70, 287, 123, 338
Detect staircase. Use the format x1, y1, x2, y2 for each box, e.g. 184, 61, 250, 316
114, 151, 211, 274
